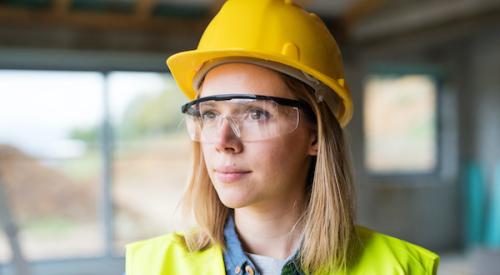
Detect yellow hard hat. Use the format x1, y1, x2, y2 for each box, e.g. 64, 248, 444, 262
166, 0, 353, 127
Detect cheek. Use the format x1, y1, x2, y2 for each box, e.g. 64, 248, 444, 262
199, 128, 311, 181
251, 137, 310, 179
200, 144, 217, 171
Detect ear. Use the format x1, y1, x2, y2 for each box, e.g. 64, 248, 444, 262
308, 127, 318, 156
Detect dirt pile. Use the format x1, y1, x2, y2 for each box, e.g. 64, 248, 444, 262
0, 144, 96, 224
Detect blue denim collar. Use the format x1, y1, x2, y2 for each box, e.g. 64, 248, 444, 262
222, 213, 305, 275
223, 213, 258, 274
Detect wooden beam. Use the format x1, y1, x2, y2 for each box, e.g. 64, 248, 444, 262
351, 0, 500, 41
0, 5, 206, 33
53, 0, 72, 17
135, 0, 156, 20
342, 0, 387, 29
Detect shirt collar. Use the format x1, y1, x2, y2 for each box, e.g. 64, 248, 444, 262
222, 213, 305, 275
223, 213, 258, 274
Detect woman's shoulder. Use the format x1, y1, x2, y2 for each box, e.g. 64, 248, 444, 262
126, 232, 187, 254
126, 231, 222, 258
126, 232, 225, 275
350, 225, 440, 275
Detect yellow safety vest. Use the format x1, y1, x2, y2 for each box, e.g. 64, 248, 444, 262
126, 226, 439, 275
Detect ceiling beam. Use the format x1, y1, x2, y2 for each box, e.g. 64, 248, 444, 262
0, 5, 206, 33
53, 0, 72, 17
342, 0, 387, 30
352, 0, 500, 41
135, 0, 156, 20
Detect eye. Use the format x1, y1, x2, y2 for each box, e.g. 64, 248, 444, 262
201, 110, 219, 121
248, 108, 270, 121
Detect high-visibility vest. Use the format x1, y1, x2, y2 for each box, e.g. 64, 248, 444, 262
126, 226, 439, 275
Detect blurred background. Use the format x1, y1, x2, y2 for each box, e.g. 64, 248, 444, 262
0, 0, 499, 274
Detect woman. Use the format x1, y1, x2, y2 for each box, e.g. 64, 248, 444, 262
126, 0, 440, 274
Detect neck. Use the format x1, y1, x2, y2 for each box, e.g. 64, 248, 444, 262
233, 196, 306, 260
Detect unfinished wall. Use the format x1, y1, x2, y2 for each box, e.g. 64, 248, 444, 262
345, 23, 500, 252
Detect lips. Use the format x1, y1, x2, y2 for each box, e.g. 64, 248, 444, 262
214, 166, 251, 183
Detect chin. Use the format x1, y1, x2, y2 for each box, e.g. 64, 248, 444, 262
215, 189, 253, 209
220, 200, 246, 209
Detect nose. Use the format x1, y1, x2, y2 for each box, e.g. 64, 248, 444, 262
214, 117, 243, 153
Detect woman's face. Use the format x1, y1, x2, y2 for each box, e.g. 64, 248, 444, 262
199, 63, 317, 209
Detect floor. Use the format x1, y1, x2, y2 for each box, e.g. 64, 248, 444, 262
439, 248, 500, 275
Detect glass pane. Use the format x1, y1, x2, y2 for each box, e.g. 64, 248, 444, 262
364, 74, 437, 173
0, 70, 104, 260
110, 72, 191, 253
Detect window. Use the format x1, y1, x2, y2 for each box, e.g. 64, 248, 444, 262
0, 70, 191, 269
363, 71, 439, 174
0, 70, 104, 260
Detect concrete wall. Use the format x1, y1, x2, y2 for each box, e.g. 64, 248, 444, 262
469, 33, 500, 186
345, 23, 500, 252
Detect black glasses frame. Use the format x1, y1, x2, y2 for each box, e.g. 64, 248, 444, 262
181, 94, 314, 118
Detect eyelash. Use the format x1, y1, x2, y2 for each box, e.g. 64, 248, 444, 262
247, 108, 270, 120
199, 108, 271, 121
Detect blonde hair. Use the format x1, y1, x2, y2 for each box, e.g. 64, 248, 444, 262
181, 73, 357, 274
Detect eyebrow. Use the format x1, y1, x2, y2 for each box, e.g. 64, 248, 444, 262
198, 100, 254, 114
182, 93, 311, 114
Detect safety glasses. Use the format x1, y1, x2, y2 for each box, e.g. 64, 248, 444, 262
181, 94, 313, 143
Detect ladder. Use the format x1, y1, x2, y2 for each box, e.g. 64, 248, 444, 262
0, 174, 31, 275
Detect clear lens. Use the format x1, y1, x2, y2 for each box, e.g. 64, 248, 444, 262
183, 98, 299, 143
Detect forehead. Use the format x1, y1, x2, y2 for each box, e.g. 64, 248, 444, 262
198, 63, 295, 99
